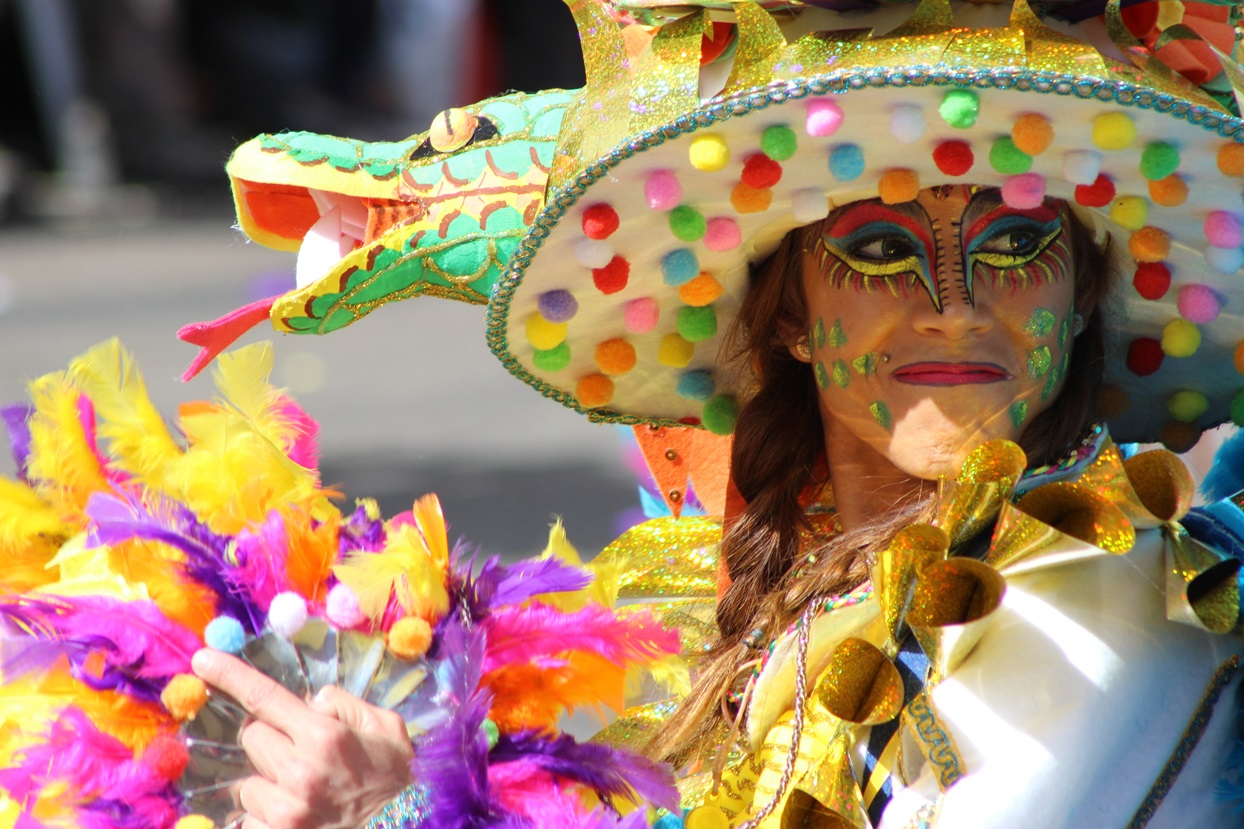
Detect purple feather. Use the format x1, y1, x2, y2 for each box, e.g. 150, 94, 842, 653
491, 732, 679, 813
489, 558, 592, 610
86, 491, 264, 633
1, 403, 33, 480
339, 501, 387, 553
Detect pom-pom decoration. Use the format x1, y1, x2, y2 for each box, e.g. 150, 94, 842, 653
0, 341, 682, 829
806, 99, 844, 137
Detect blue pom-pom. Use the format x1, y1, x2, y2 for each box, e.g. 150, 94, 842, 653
676, 369, 716, 402
662, 249, 699, 286
654, 814, 684, 829
829, 144, 865, 182
204, 616, 247, 654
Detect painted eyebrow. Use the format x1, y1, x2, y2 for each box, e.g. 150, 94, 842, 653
823, 197, 930, 236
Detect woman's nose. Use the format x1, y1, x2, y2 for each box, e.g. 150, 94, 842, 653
911, 273, 994, 339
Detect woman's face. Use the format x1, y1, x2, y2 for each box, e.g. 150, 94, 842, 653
797, 185, 1079, 479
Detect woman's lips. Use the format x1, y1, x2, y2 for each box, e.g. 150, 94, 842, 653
891, 362, 1012, 385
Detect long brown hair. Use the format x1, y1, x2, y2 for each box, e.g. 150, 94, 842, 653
647, 200, 1114, 766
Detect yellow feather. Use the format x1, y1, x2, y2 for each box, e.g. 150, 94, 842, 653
411, 494, 449, 568
0, 478, 69, 591
333, 523, 448, 622
211, 342, 309, 458
67, 339, 183, 492
532, 520, 623, 610
25, 373, 110, 515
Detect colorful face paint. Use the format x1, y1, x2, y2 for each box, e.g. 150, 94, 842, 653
965, 203, 1068, 307
869, 401, 893, 431
852, 352, 879, 376
813, 317, 827, 349
832, 360, 851, 388
818, 202, 942, 311
827, 318, 847, 348
1026, 308, 1056, 338
1028, 346, 1052, 378
815, 361, 831, 390
1009, 400, 1029, 428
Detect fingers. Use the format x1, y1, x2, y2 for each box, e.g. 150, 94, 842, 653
192, 649, 311, 737
238, 775, 311, 829
239, 719, 296, 782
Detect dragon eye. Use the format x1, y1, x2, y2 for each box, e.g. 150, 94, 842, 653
409, 112, 500, 160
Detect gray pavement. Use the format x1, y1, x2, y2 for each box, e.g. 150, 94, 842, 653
0, 211, 639, 558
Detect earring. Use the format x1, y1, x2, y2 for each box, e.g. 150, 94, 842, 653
1073, 313, 1086, 337
795, 337, 812, 360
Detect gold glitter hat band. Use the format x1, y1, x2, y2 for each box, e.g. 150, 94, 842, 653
483, 0, 1244, 447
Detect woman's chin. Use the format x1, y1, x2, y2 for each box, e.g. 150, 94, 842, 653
884, 407, 1019, 479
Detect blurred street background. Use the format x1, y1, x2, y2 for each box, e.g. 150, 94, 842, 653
0, 0, 649, 560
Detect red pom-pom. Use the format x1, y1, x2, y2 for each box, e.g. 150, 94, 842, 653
592, 256, 630, 294
1074, 174, 1115, 207
581, 204, 619, 240
741, 153, 783, 189
144, 734, 189, 781
1126, 337, 1164, 376
932, 141, 974, 176
1133, 262, 1171, 300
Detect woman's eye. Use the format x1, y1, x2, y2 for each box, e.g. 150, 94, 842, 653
978, 231, 1039, 255
854, 236, 917, 260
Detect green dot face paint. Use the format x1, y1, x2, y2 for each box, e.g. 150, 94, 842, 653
1025, 308, 1056, 338
870, 401, 892, 431
815, 361, 831, 390
1009, 400, 1029, 428
827, 319, 847, 348
832, 360, 851, 388
1028, 346, 1052, 378
813, 318, 827, 349
1057, 313, 1072, 349
852, 352, 879, 376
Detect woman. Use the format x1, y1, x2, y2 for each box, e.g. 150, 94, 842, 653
107, 0, 1244, 826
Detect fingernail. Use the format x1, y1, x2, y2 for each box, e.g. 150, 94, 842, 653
191, 649, 212, 674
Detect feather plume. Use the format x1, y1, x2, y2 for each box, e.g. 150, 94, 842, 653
1204, 428, 1244, 502
492, 732, 679, 812
412, 494, 449, 570
334, 521, 448, 622
0, 670, 168, 751
273, 393, 321, 471
2, 403, 33, 479
282, 506, 339, 605
25, 373, 111, 513
490, 558, 592, 610
67, 339, 184, 492
0, 478, 68, 592
339, 499, 386, 553
484, 652, 628, 731
481, 604, 680, 675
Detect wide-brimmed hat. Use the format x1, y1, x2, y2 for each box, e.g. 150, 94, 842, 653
192, 0, 1244, 449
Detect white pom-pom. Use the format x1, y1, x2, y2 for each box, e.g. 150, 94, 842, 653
267, 592, 309, 638
573, 238, 614, 269
1205, 245, 1244, 274
791, 189, 830, 224
1062, 150, 1102, 186
890, 104, 925, 144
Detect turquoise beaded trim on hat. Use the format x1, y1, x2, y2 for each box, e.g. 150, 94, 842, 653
486, 66, 1244, 435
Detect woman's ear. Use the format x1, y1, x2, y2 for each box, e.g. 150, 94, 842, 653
780, 320, 813, 364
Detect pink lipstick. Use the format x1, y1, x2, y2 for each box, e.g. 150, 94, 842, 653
891, 362, 1011, 385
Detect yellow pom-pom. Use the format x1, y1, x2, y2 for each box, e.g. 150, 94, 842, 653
387, 616, 434, 660
1011, 114, 1053, 156
594, 338, 637, 375
1168, 390, 1209, 422
1129, 227, 1170, 262
689, 134, 730, 172
161, 674, 209, 722
1162, 319, 1201, 357
526, 315, 568, 350
1110, 196, 1148, 230
1160, 420, 1201, 453
576, 374, 614, 408
685, 805, 731, 829
1092, 112, 1135, 150
658, 333, 695, 368
878, 169, 919, 204
1148, 175, 1187, 207
678, 273, 724, 307
175, 816, 216, 829
1217, 142, 1244, 176
730, 182, 771, 213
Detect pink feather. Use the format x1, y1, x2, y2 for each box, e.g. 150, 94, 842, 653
273, 394, 321, 472
233, 510, 290, 608
488, 762, 592, 827
480, 603, 680, 675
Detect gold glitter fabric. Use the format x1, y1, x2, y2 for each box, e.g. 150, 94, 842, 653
597, 515, 722, 599
871, 524, 949, 644
813, 638, 903, 726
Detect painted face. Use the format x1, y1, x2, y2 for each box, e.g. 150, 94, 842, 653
800, 186, 1078, 479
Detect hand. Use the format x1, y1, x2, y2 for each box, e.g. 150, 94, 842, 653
192, 648, 415, 829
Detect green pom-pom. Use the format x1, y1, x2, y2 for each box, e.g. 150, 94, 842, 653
482, 718, 500, 750
989, 137, 1032, 174
939, 89, 979, 129
1139, 142, 1180, 181
761, 125, 798, 161
1168, 390, 1209, 423
532, 342, 571, 372
677, 305, 718, 343
1231, 388, 1244, 427
702, 394, 739, 435
669, 206, 706, 242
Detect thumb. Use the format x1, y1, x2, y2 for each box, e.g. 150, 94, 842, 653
308, 685, 372, 730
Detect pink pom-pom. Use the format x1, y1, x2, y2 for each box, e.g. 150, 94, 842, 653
1203, 211, 1242, 248
1177, 284, 1222, 323
806, 99, 844, 137
326, 583, 365, 629
645, 170, 682, 210
268, 591, 309, 637
704, 217, 741, 251
624, 297, 660, 333
1001, 173, 1046, 209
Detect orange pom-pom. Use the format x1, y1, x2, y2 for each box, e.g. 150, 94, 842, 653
1217, 142, 1244, 176
595, 338, 637, 375
678, 273, 724, 307
1148, 174, 1188, 207
730, 183, 771, 213
878, 169, 919, 204
577, 374, 614, 407
1159, 420, 1201, 453
1011, 114, 1053, 156
161, 674, 208, 721
388, 616, 434, 660
1128, 227, 1170, 262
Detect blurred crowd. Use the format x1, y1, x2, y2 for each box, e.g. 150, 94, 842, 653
0, 0, 585, 221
